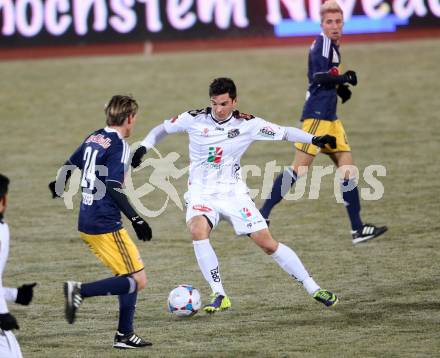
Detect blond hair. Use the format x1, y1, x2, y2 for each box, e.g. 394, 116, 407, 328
320, 0, 343, 21
105, 95, 138, 126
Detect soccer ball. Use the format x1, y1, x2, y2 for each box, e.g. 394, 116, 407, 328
167, 284, 202, 317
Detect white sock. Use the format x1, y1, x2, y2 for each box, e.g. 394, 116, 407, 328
271, 243, 320, 295
193, 239, 226, 296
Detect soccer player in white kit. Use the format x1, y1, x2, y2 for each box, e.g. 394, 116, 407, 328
0, 174, 37, 357
132, 78, 339, 312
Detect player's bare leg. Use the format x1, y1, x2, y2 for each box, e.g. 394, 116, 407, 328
291, 150, 315, 177
249, 229, 338, 307
188, 216, 231, 313
330, 152, 387, 244
131, 270, 147, 291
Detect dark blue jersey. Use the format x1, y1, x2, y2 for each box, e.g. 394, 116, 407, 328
68, 127, 131, 234
301, 33, 341, 121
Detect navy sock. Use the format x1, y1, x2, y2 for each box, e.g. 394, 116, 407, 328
260, 169, 297, 219
341, 178, 363, 231
80, 276, 136, 298
118, 291, 138, 335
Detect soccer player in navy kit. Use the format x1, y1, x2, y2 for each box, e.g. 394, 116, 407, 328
260, 0, 387, 244
49, 95, 153, 349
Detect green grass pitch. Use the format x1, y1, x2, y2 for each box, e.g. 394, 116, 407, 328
1, 38, 439, 357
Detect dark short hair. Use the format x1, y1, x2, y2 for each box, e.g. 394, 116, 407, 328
105, 95, 139, 126
209, 78, 237, 100
0, 174, 10, 200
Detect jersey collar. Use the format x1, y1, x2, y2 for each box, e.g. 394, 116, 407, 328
321, 32, 339, 47
208, 108, 234, 125
104, 126, 123, 139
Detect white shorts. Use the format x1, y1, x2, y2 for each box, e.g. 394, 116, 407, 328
0, 330, 23, 358
184, 192, 268, 236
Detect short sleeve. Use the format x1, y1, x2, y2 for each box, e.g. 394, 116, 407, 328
106, 140, 129, 184
250, 117, 287, 141
163, 112, 193, 134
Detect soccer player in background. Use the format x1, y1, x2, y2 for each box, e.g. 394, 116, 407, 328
49, 95, 153, 349
131, 77, 339, 313
0, 174, 37, 358
260, 0, 387, 244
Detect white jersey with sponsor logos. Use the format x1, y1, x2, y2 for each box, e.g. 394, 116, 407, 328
162, 108, 287, 196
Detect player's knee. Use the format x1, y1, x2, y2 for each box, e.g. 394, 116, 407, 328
133, 271, 147, 291
261, 243, 277, 255
251, 230, 278, 255
188, 220, 210, 240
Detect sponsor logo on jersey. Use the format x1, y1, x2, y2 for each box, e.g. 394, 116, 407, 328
227, 129, 240, 138
259, 126, 276, 138
215, 127, 224, 131
192, 204, 212, 212
208, 147, 223, 164
240, 207, 252, 221
85, 134, 112, 149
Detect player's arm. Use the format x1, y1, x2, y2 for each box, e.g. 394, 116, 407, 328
131, 123, 169, 168
132, 112, 191, 168
3, 283, 37, 305
107, 143, 152, 241
313, 70, 357, 86
106, 180, 152, 241
310, 37, 357, 87
284, 127, 336, 149
0, 290, 19, 331
48, 144, 82, 198
253, 118, 336, 149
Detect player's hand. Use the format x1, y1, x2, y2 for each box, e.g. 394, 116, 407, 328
342, 70, 357, 86
48, 181, 60, 199
131, 216, 152, 241
337, 84, 352, 103
16, 283, 37, 305
312, 135, 337, 149
131, 146, 147, 168
0, 313, 19, 331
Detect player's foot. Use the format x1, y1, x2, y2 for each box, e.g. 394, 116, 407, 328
352, 223, 388, 245
203, 293, 231, 313
313, 289, 338, 307
64, 281, 82, 324
113, 331, 152, 349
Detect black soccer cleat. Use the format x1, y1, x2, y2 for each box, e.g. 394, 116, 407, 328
113, 331, 152, 349
64, 281, 82, 324
352, 223, 388, 245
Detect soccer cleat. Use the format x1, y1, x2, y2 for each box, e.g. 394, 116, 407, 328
352, 223, 388, 245
313, 289, 339, 307
113, 331, 152, 349
203, 293, 231, 313
64, 281, 82, 324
